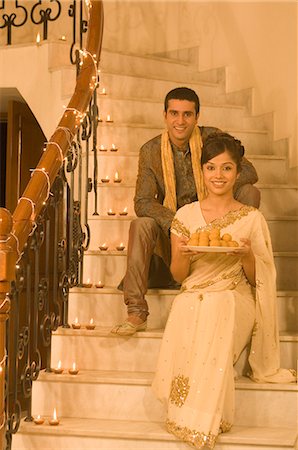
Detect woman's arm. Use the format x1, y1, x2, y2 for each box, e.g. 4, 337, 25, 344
239, 238, 256, 286
170, 233, 192, 283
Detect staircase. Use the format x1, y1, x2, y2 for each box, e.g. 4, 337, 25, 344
12, 44, 298, 449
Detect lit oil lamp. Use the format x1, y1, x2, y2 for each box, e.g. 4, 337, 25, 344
101, 175, 110, 183
72, 318, 81, 329
113, 172, 122, 183
86, 318, 96, 330
68, 362, 79, 375
107, 208, 116, 216
106, 114, 113, 123
34, 415, 45, 425
95, 280, 104, 288
99, 144, 107, 152
99, 243, 108, 251
110, 144, 118, 152
82, 279, 93, 288
116, 242, 125, 251
119, 207, 128, 216
99, 87, 107, 95
53, 360, 63, 375
49, 408, 59, 426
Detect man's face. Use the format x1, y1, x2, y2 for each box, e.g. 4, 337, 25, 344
164, 99, 199, 148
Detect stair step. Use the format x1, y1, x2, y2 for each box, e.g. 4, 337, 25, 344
68, 287, 298, 333
51, 327, 297, 375
31, 370, 297, 428
82, 249, 298, 291
12, 417, 297, 450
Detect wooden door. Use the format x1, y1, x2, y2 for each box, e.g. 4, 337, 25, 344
5, 101, 46, 212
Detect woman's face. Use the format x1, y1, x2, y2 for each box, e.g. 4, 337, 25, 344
202, 150, 239, 196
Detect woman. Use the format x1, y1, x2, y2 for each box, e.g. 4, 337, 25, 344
152, 132, 295, 449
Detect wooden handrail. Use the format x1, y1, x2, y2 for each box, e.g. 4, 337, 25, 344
0, 1, 103, 447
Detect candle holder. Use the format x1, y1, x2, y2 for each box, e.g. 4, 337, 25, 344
99, 145, 107, 152
107, 209, 116, 216
116, 244, 125, 251
86, 319, 96, 330
110, 144, 118, 152
97, 117, 103, 123
99, 244, 108, 251
72, 319, 81, 330
101, 177, 110, 183
95, 281, 104, 288
69, 363, 79, 375
34, 415, 45, 425
119, 208, 128, 216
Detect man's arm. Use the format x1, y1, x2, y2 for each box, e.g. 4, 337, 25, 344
134, 142, 175, 235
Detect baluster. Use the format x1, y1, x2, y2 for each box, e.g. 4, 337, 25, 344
30, 0, 61, 41
0, 0, 28, 45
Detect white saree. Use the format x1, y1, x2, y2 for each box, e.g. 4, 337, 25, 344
152, 203, 296, 449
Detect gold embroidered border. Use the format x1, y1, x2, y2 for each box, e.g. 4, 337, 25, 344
167, 420, 217, 449
170, 375, 190, 407
183, 267, 243, 291
171, 217, 190, 238
194, 205, 255, 234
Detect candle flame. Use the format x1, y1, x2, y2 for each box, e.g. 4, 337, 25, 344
90, 318, 94, 325
72, 362, 77, 371
75, 317, 79, 324
123, 207, 128, 213
114, 172, 119, 180
105, 175, 109, 180
57, 360, 62, 369
36, 32, 41, 44
53, 408, 57, 420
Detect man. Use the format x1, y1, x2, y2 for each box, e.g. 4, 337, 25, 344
112, 87, 260, 336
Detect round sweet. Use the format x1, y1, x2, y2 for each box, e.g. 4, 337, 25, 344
209, 228, 220, 240
228, 240, 239, 247
209, 239, 221, 246
221, 233, 232, 242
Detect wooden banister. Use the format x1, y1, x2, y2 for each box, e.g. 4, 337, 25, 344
0, 1, 104, 447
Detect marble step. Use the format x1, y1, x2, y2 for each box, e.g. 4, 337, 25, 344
68, 288, 298, 333
93, 123, 275, 156
61, 67, 227, 106
31, 371, 297, 429
51, 328, 297, 375
86, 184, 298, 220
88, 96, 270, 131
12, 417, 297, 450
87, 152, 288, 185
82, 250, 298, 291
85, 215, 298, 253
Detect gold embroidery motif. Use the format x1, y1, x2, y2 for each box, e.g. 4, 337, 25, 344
183, 267, 243, 291
194, 205, 255, 234
167, 420, 217, 449
171, 218, 190, 238
170, 375, 190, 407
219, 420, 232, 433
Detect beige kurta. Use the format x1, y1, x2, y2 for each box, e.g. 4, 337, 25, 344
152, 203, 296, 449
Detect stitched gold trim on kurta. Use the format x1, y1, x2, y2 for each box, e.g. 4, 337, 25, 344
171, 218, 190, 238
167, 420, 217, 449
170, 375, 190, 407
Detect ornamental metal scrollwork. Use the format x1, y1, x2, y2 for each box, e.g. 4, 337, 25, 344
40, 314, 51, 346
0, 0, 28, 45
6, 400, 21, 435
38, 278, 48, 311
18, 327, 29, 360
30, 0, 61, 40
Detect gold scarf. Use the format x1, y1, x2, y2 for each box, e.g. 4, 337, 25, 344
161, 126, 206, 212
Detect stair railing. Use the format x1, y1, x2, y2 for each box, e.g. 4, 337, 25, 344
0, 1, 103, 448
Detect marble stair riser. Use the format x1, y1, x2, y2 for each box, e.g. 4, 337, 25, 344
82, 252, 298, 291
13, 433, 295, 450
88, 186, 298, 221
93, 97, 267, 131
61, 67, 225, 105
31, 378, 297, 428
87, 153, 288, 187
87, 217, 298, 252
68, 290, 298, 333
51, 333, 297, 374
94, 125, 274, 156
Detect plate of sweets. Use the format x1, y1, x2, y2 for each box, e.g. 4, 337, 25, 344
182, 228, 242, 253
